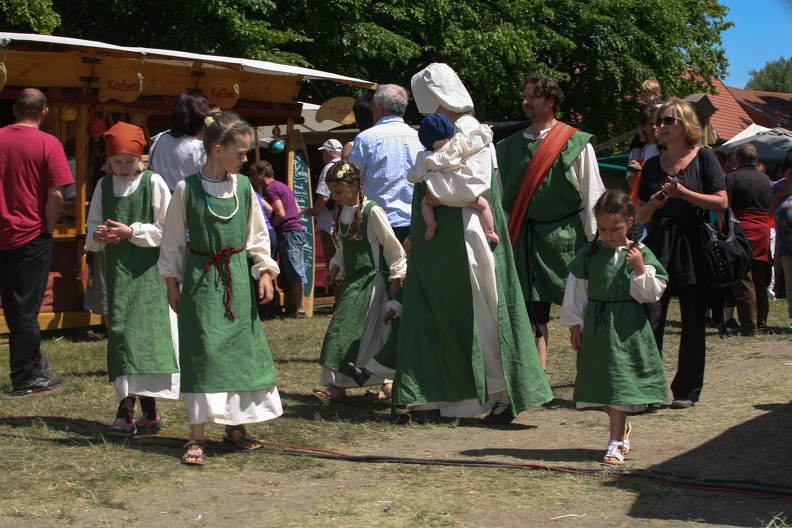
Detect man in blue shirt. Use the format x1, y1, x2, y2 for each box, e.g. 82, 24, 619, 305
348, 84, 422, 243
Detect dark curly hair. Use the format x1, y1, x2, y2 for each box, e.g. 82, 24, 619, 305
521, 74, 564, 112
170, 90, 213, 137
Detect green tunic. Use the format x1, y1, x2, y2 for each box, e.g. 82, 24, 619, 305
179, 174, 278, 393
393, 178, 553, 415
496, 130, 593, 305
568, 242, 669, 405
102, 171, 177, 381
319, 201, 389, 372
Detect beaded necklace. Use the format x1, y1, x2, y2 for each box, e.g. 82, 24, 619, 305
337, 200, 361, 239
198, 169, 238, 220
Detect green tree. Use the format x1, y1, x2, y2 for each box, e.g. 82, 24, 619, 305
50, 0, 308, 65
746, 57, 792, 93
274, 0, 731, 141
0, 0, 61, 34
4, 0, 733, 143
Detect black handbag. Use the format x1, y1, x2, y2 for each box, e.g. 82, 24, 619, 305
698, 207, 753, 288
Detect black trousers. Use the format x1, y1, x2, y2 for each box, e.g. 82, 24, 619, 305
645, 282, 707, 403
0, 233, 53, 387
391, 226, 411, 246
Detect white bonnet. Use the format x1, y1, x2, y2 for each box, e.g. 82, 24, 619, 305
411, 63, 474, 115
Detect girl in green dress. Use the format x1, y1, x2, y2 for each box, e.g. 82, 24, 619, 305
315, 161, 406, 402
86, 122, 179, 439
159, 109, 282, 465
560, 190, 669, 463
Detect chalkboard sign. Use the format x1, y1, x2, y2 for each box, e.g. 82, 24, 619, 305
287, 129, 315, 315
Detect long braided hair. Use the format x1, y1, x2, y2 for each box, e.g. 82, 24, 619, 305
328, 160, 366, 242
585, 189, 638, 258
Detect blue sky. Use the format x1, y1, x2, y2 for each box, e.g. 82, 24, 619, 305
720, 0, 792, 88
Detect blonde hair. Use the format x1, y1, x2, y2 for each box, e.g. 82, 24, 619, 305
102, 156, 146, 174
656, 98, 702, 146
640, 79, 661, 95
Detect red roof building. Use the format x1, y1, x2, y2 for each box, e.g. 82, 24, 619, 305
727, 86, 792, 129
705, 77, 755, 144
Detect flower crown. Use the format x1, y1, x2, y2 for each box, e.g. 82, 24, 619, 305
205, 116, 215, 127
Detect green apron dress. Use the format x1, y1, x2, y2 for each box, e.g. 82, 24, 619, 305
393, 177, 553, 415
179, 174, 278, 393
319, 201, 390, 374
102, 171, 177, 381
568, 242, 669, 405
496, 131, 593, 305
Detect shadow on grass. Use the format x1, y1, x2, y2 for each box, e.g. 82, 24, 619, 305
0, 415, 106, 438
458, 446, 602, 463
622, 400, 792, 527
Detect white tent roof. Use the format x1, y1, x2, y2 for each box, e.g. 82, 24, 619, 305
0, 32, 375, 89
252, 103, 344, 148
721, 123, 771, 147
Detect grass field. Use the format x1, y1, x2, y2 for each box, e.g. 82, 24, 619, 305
1, 300, 791, 527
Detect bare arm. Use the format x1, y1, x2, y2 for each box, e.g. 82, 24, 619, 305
309, 195, 328, 216
259, 196, 273, 218
45, 186, 65, 233
270, 198, 286, 228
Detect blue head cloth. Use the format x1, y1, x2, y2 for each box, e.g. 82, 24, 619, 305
418, 113, 453, 150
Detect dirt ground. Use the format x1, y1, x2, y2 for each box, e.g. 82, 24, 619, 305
2, 338, 791, 528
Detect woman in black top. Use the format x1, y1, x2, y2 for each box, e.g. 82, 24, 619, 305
637, 99, 727, 409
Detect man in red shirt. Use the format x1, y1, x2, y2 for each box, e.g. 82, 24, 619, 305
0, 88, 73, 395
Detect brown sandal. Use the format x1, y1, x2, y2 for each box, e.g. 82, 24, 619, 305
362, 382, 392, 402
312, 385, 347, 401
223, 425, 262, 451
182, 440, 205, 466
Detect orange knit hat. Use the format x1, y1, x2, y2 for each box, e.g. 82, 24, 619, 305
103, 121, 146, 158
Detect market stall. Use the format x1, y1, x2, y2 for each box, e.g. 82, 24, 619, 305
0, 32, 374, 331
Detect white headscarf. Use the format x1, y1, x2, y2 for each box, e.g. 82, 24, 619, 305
411, 63, 474, 115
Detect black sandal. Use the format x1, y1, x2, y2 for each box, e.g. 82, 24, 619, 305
347, 362, 371, 386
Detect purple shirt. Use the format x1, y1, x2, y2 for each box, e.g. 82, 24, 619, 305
263, 179, 304, 233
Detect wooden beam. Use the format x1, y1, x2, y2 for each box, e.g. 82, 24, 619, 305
0, 311, 103, 334
595, 130, 636, 152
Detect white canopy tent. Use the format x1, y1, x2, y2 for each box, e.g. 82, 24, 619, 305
721, 123, 771, 147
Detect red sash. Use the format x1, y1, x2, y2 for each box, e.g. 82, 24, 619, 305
628, 153, 646, 205
507, 122, 577, 247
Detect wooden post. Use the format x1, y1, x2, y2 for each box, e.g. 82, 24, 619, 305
74, 104, 90, 295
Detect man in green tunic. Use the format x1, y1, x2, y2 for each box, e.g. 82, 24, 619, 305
496, 74, 605, 370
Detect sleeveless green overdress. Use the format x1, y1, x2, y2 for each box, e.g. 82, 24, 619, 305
179, 175, 278, 394
103, 171, 178, 383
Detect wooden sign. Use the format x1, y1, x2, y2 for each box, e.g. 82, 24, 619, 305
207, 77, 239, 109
98, 68, 143, 103
316, 96, 356, 125
287, 129, 315, 316
0, 63, 6, 93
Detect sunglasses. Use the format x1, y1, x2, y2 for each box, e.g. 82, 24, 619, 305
656, 116, 679, 127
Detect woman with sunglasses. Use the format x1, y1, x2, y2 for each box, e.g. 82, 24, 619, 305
636, 98, 728, 410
